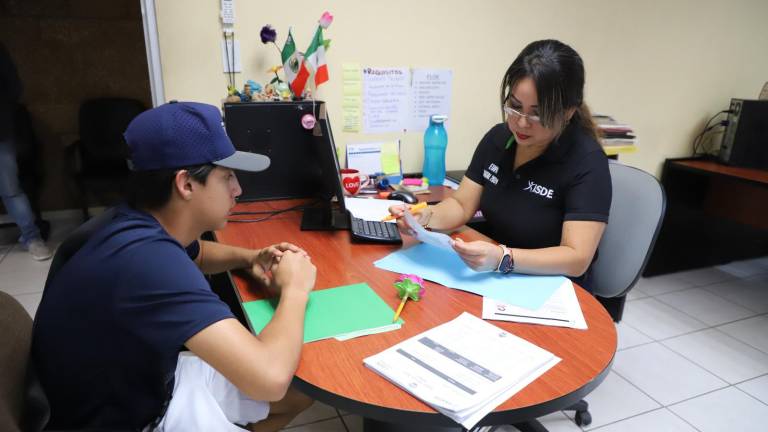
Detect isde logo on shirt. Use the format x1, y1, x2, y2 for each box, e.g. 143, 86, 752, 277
523, 180, 555, 199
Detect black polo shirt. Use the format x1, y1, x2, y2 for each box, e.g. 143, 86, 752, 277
465, 122, 611, 290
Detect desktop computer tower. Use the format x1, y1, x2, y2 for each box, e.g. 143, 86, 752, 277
718, 99, 768, 170
223, 101, 326, 201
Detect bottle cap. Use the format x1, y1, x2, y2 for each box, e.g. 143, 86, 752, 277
430, 114, 448, 123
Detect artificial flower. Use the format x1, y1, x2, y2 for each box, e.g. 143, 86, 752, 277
398, 273, 424, 286
259, 25, 277, 44
395, 274, 426, 300
267, 65, 284, 84
319, 11, 333, 29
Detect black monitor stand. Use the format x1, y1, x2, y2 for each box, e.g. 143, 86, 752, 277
300, 205, 349, 231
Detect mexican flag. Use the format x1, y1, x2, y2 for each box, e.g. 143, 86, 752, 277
290, 26, 328, 96
281, 29, 302, 84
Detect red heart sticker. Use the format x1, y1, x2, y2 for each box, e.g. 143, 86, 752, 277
343, 176, 361, 195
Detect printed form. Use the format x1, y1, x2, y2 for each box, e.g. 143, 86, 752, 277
364, 313, 560, 429
482, 280, 588, 329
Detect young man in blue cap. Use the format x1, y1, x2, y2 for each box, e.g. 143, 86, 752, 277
33, 101, 316, 431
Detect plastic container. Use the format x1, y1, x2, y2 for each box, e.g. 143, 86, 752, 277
422, 114, 448, 184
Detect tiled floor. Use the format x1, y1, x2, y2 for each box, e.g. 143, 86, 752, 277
2, 215, 767, 431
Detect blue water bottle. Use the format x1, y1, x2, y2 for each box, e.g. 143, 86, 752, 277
422, 114, 448, 184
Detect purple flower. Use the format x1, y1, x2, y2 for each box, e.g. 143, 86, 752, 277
260, 25, 277, 44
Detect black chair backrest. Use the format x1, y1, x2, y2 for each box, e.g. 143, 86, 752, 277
44, 207, 118, 290
78, 98, 145, 171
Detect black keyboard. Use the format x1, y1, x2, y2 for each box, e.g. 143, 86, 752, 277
349, 216, 402, 244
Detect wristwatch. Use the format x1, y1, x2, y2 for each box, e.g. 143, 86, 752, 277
496, 245, 514, 274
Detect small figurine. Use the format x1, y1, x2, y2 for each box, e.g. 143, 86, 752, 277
247, 80, 265, 101
225, 85, 241, 103
263, 83, 276, 100
276, 82, 292, 100
247, 79, 263, 94
240, 83, 253, 102
392, 274, 425, 322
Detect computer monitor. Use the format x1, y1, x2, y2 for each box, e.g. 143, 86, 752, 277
224, 100, 349, 230
300, 103, 350, 231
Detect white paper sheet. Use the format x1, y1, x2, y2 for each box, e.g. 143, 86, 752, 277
403, 210, 454, 250
346, 143, 382, 176
362, 67, 410, 133
220, 39, 241, 72
408, 69, 453, 131
344, 197, 403, 222
482, 280, 587, 329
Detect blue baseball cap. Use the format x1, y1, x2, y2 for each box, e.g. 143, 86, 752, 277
124, 101, 270, 172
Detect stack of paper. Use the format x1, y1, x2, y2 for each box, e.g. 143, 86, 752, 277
243, 283, 402, 343
344, 197, 404, 222
593, 114, 636, 146
482, 280, 587, 329
364, 313, 560, 429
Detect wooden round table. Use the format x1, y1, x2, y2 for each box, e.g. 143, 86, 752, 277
216, 202, 617, 430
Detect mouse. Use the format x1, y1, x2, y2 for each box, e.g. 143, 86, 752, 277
389, 189, 418, 204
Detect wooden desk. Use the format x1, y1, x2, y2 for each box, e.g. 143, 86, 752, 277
644, 158, 768, 276
214, 201, 616, 429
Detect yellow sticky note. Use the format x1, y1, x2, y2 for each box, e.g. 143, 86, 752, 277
343, 96, 361, 109
342, 63, 362, 81
380, 141, 401, 175
342, 63, 362, 133
343, 111, 361, 132
343, 83, 362, 96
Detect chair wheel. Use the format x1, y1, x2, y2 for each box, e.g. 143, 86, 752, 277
575, 410, 592, 426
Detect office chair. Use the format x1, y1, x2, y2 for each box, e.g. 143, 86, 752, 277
68, 98, 145, 220
0, 291, 41, 432
592, 162, 667, 303
0, 292, 130, 432
489, 162, 666, 431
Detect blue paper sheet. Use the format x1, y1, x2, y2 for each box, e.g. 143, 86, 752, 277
374, 243, 566, 310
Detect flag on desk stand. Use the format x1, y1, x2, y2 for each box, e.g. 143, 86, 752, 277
281, 29, 302, 87
291, 11, 333, 97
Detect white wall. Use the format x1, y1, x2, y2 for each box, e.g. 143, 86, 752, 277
154, 0, 768, 176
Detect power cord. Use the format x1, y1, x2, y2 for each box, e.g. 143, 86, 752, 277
227, 200, 320, 223
697, 120, 729, 157
692, 110, 731, 157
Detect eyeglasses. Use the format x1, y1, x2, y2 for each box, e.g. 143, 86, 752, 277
504, 105, 541, 124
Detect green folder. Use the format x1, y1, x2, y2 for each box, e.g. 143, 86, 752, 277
243, 283, 404, 343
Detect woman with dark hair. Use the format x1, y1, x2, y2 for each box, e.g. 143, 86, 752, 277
390, 39, 611, 291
